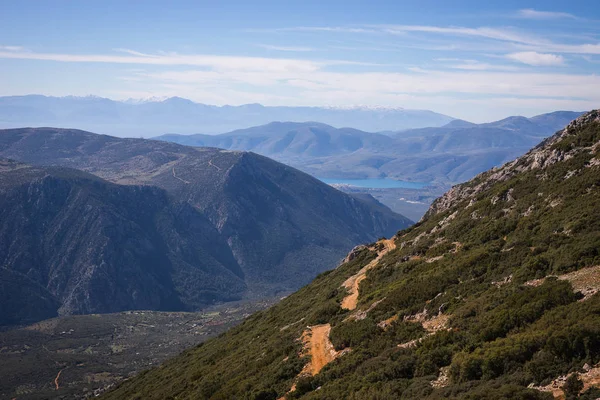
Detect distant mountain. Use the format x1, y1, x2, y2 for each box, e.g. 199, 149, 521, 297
0, 95, 454, 136
158, 121, 395, 158
103, 110, 600, 400
0, 128, 412, 326
157, 111, 584, 185
396, 111, 583, 140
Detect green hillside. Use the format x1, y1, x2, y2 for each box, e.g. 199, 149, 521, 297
103, 110, 600, 399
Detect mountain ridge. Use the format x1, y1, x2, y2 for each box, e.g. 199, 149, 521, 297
0, 95, 454, 136
156, 111, 583, 186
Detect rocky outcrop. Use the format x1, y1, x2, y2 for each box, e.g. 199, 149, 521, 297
424, 110, 600, 220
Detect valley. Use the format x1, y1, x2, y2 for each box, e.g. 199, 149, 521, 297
0, 299, 274, 400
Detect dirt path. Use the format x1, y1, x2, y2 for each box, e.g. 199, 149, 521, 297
54, 369, 63, 390
284, 324, 346, 397
171, 167, 190, 184
341, 238, 396, 310
208, 159, 221, 171
301, 324, 338, 376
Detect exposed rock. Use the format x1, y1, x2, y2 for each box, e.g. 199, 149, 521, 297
423, 110, 600, 220
340, 245, 368, 266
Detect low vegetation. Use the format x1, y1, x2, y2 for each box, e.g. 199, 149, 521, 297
103, 115, 600, 399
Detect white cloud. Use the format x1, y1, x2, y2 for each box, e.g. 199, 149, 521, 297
381, 25, 542, 45
270, 24, 600, 56
112, 48, 157, 57
257, 44, 315, 52
517, 9, 577, 20
0, 45, 25, 52
506, 52, 565, 66
126, 66, 600, 105
434, 58, 521, 71
0, 48, 322, 73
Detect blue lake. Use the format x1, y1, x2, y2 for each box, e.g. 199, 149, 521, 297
319, 178, 428, 189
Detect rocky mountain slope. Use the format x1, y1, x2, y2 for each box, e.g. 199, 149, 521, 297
104, 110, 600, 399
0, 129, 411, 326
0, 160, 245, 326
0, 95, 453, 136
157, 111, 582, 185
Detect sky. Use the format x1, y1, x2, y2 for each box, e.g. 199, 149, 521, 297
0, 0, 599, 122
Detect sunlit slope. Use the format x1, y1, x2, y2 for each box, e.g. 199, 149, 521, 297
105, 110, 600, 399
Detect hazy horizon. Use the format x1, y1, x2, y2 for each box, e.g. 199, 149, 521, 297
0, 93, 585, 128
1, 1, 599, 123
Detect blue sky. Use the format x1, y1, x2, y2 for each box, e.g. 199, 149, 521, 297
1, 0, 599, 122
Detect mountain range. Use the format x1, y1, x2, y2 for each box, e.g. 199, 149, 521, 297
157, 111, 583, 185
104, 110, 600, 399
0, 128, 411, 326
0, 95, 453, 137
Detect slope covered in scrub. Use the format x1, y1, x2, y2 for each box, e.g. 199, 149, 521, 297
104, 111, 600, 399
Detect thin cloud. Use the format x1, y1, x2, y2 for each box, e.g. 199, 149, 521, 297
251, 26, 375, 34
129, 66, 600, 102
0, 48, 323, 73
0, 47, 403, 72
257, 44, 316, 52
380, 25, 544, 45
506, 52, 565, 66
112, 48, 158, 57
0, 45, 25, 52
442, 60, 521, 71
517, 9, 577, 20
267, 24, 600, 55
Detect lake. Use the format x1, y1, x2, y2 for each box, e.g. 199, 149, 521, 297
319, 178, 428, 189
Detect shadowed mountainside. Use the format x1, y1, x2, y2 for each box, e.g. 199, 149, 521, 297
0, 160, 245, 326
0, 128, 411, 326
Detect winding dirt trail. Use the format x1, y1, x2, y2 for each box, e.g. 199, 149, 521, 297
208, 159, 221, 171
171, 167, 190, 184
54, 369, 63, 390
341, 238, 396, 310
